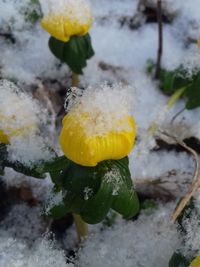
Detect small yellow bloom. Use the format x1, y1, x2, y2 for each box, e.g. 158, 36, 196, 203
41, 0, 92, 42
59, 112, 136, 167
0, 114, 37, 145
189, 256, 200, 267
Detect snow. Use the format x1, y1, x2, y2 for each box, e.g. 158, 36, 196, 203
1, 0, 200, 266
66, 83, 134, 135
0, 80, 54, 166
0, 232, 73, 267
77, 203, 180, 267
40, 0, 91, 22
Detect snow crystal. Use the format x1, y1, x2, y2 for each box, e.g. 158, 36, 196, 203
77, 203, 180, 267
66, 83, 134, 135
0, 0, 41, 32
0, 231, 73, 267
104, 167, 123, 196
0, 204, 45, 245
40, 0, 92, 23
2, 168, 53, 201
0, 80, 53, 166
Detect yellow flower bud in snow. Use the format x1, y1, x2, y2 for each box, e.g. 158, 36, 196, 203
0, 114, 37, 145
0, 80, 42, 145
59, 113, 135, 166
59, 114, 135, 166
40, 0, 92, 42
59, 84, 136, 166
189, 256, 200, 267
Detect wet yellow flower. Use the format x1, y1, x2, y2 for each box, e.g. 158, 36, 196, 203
189, 256, 200, 267
59, 112, 136, 167
40, 0, 92, 42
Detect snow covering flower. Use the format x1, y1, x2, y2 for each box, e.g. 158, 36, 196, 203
189, 255, 200, 267
40, 0, 92, 42
0, 81, 38, 144
0, 80, 53, 166
59, 84, 136, 166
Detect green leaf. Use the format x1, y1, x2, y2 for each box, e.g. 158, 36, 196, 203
80, 173, 114, 224
49, 34, 94, 74
112, 187, 139, 218
160, 67, 190, 94
169, 252, 190, 267
41, 156, 70, 187
46, 203, 68, 220
185, 74, 200, 109
62, 161, 101, 199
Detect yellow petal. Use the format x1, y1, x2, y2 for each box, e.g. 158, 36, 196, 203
41, 15, 70, 42
41, 11, 92, 42
59, 113, 136, 166
189, 256, 200, 267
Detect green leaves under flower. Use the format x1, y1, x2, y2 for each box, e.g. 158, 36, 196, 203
46, 157, 140, 224
0, 144, 139, 225
49, 34, 94, 74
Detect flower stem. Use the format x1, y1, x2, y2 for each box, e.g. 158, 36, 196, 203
73, 213, 88, 242
71, 72, 78, 87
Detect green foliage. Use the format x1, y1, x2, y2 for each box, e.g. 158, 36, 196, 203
140, 199, 157, 210
146, 60, 200, 110
46, 157, 140, 224
24, 0, 42, 24
49, 34, 95, 74
0, 144, 139, 225
168, 252, 190, 267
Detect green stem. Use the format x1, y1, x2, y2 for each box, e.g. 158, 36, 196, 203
166, 86, 187, 108
71, 72, 78, 87
73, 213, 88, 242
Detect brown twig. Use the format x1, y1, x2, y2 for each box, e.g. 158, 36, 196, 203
155, 0, 163, 79
159, 131, 199, 223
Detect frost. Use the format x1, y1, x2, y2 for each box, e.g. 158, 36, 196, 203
67, 83, 134, 135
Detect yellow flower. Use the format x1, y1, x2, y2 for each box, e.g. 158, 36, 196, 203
0, 114, 37, 145
189, 256, 200, 267
198, 36, 200, 49
59, 112, 136, 167
40, 0, 92, 42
